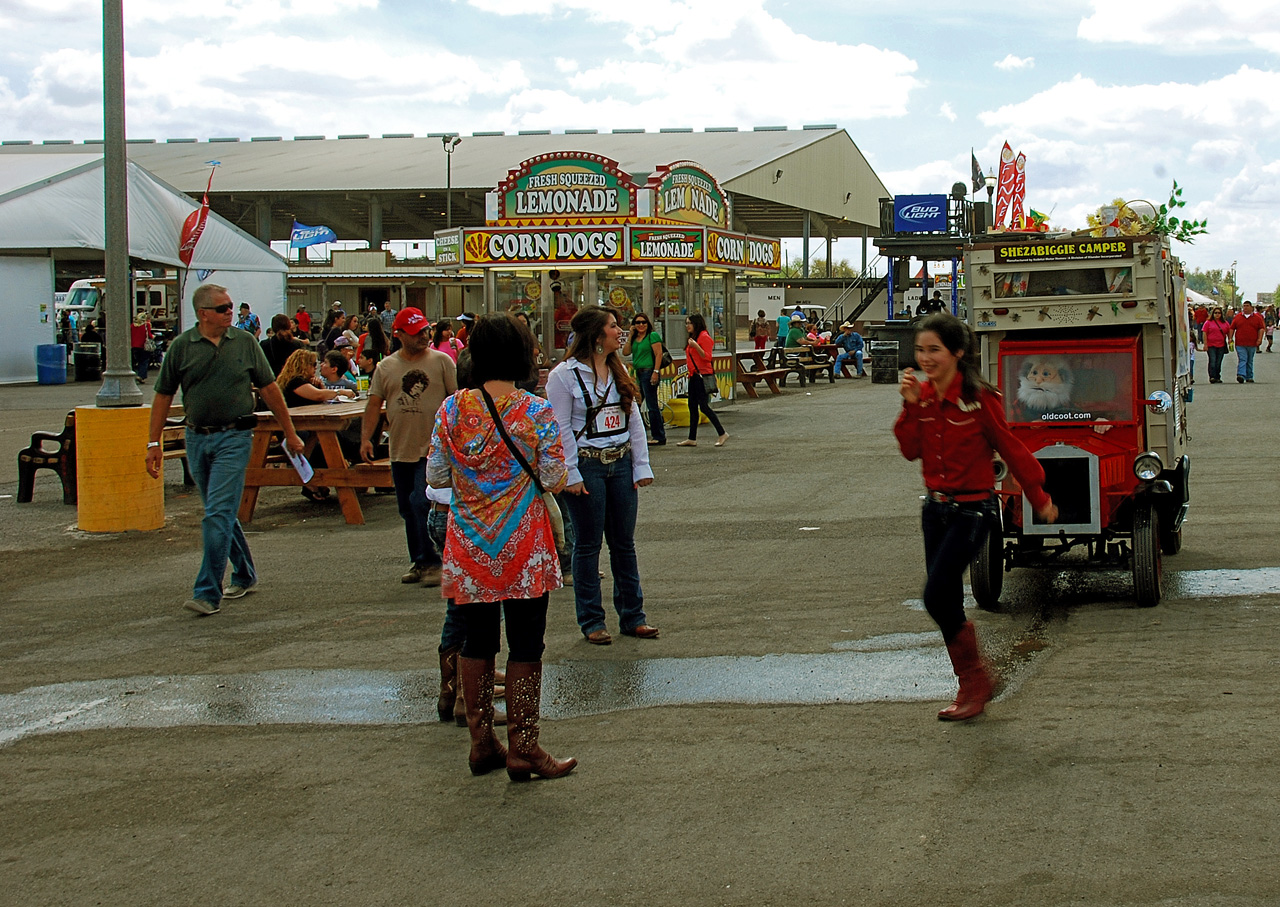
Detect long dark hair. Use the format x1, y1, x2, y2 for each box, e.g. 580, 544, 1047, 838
915, 313, 996, 400
364, 317, 389, 356
431, 320, 453, 346
566, 306, 637, 408
686, 312, 708, 339
469, 313, 536, 385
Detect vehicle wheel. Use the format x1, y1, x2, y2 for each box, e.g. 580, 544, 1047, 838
970, 524, 1005, 612
1159, 520, 1183, 555
1132, 501, 1163, 607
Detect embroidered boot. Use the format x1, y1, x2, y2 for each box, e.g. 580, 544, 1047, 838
505, 661, 577, 782
437, 645, 461, 722
459, 656, 508, 775
937, 622, 994, 721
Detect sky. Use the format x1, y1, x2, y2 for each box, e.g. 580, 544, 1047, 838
2, 0, 1280, 295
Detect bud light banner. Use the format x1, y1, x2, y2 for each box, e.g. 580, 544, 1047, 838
893, 194, 948, 233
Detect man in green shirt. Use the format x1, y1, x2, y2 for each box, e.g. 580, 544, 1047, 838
146, 285, 304, 616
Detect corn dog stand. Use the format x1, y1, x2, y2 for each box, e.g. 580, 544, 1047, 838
433, 153, 781, 405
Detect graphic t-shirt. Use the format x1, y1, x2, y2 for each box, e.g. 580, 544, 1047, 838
368, 347, 457, 462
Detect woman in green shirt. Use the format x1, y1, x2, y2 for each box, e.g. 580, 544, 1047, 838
623, 311, 667, 445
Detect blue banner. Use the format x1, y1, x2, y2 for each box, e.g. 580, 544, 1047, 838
290, 221, 337, 248
893, 195, 948, 233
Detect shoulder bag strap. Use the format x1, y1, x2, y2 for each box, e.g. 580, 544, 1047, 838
480, 387, 545, 494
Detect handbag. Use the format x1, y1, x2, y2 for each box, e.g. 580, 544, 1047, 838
480, 388, 566, 550
703, 374, 718, 396
659, 346, 673, 370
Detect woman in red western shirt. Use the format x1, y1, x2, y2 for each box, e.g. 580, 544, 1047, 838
894, 314, 1058, 721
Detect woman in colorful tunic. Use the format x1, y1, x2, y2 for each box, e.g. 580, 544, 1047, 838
894, 313, 1057, 721
546, 306, 660, 646
427, 313, 576, 782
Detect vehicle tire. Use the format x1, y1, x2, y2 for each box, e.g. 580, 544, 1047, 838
1132, 501, 1163, 607
1159, 521, 1183, 555
970, 524, 1005, 612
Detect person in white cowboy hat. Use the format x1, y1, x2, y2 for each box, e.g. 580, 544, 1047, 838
833, 321, 866, 378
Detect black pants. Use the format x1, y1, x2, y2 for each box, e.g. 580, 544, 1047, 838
459, 594, 549, 662
686, 374, 724, 440
921, 498, 998, 642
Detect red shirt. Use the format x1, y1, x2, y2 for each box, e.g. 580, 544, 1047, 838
686, 330, 715, 375
894, 373, 1050, 511
1230, 312, 1265, 347
295, 310, 311, 334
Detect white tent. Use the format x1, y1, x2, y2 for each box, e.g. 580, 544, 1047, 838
0, 154, 287, 383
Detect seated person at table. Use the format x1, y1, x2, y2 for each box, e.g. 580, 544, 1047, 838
784, 313, 816, 348
261, 313, 303, 376
833, 322, 866, 377
358, 348, 381, 382
332, 335, 361, 377
320, 351, 359, 392
277, 349, 355, 407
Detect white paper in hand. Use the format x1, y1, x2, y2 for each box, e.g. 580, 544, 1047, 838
285, 447, 314, 483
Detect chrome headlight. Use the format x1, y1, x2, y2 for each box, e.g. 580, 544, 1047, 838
1133, 451, 1163, 481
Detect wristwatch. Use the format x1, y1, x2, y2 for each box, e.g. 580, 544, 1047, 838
147, 441, 161, 449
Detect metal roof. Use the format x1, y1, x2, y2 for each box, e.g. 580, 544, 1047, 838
0, 128, 888, 245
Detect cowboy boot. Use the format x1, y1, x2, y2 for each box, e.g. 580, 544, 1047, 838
938, 621, 994, 721
437, 645, 461, 722
505, 661, 577, 782
456, 666, 506, 727
459, 656, 508, 775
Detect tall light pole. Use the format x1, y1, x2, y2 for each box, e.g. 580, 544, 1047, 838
442, 134, 461, 229
1229, 259, 1238, 307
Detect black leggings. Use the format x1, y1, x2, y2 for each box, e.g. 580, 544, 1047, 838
921, 499, 998, 642
458, 594, 548, 662
687, 373, 724, 440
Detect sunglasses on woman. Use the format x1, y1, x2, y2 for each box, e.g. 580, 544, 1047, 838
633, 319, 648, 326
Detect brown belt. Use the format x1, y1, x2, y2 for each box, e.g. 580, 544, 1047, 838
926, 489, 993, 504
430, 502, 450, 513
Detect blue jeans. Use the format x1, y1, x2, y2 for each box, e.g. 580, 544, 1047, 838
185, 428, 256, 605
1207, 346, 1226, 381
427, 507, 466, 652
835, 349, 864, 376
391, 459, 440, 569
636, 367, 666, 443
1237, 344, 1257, 380
562, 454, 647, 635
921, 498, 998, 641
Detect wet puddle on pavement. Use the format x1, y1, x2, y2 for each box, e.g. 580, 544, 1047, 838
0, 567, 1274, 747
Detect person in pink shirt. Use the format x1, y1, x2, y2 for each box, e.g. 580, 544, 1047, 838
1229, 300, 1266, 383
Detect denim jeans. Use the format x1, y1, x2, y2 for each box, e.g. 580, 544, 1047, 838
184, 428, 256, 605
920, 498, 998, 642
635, 367, 666, 443
1207, 345, 1226, 381
562, 454, 647, 635
427, 507, 467, 651
686, 373, 724, 441
835, 349, 864, 376
391, 459, 440, 569
1237, 344, 1257, 380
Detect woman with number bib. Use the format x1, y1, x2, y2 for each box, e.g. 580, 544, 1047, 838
428, 313, 576, 782
894, 314, 1057, 721
546, 306, 659, 646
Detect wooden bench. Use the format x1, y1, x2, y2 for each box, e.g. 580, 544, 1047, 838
735, 358, 789, 397
776, 348, 836, 387
160, 418, 195, 486
17, 411, 77, 504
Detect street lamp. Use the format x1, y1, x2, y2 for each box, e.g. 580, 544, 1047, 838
1229, 259, 1238, 307
983, 168, 998, 234
442, 134, 461, 229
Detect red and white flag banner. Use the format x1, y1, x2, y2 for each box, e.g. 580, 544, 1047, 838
1010, 152, 1027, 230
178, 164, 217, 267
994, 142, 1015, 228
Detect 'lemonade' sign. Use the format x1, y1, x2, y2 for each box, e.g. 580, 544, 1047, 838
648, 161, 731, 228
496, 152, 638, 223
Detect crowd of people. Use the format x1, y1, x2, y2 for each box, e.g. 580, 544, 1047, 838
1191, 298, 1273, 384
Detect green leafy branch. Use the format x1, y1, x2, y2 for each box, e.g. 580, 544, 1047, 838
1140, 180, 1209, 244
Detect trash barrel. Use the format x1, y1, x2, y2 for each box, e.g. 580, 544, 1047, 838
36, 343, 67, 385
73, 343, 102, 382
870, 341, 899, 384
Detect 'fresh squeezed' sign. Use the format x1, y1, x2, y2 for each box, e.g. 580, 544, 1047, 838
648, 161, 730, 228
893, 194, 948, 233
630, 228, 704, 264
496, 152, 638, 222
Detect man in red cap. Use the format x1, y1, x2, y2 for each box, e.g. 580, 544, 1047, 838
360, 307, 457, 584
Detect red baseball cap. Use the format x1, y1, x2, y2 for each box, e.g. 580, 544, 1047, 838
392, 307, 429, 335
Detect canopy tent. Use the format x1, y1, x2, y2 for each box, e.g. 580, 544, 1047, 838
0, 154, 286, 383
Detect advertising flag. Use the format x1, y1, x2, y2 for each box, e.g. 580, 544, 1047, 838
994, 142, 1015, 228
971, 151, 984, 194
179, 161, 218, 267
1010, 152, 1027, 229
290, 221, 338, 248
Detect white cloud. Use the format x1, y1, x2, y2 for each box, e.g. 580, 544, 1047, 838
994, 54, 1034, 71
939, 102, 956, 121
1077, 0, 1280, 52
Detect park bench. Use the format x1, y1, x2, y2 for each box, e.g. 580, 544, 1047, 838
17, 411, 77, 504
776, 347, 836, 387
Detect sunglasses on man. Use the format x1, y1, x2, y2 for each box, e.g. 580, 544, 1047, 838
206, 304, 233, 314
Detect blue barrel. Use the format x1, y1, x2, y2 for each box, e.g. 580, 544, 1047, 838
36, 344, 67, 385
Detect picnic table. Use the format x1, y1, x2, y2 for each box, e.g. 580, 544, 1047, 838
734, 349, 789, 397
237, 400, 392, 525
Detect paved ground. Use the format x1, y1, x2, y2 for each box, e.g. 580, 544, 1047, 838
1, 351, 1278, 906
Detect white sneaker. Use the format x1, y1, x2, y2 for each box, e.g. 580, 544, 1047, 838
222, 582, 256, 600
183, 599, 219, 615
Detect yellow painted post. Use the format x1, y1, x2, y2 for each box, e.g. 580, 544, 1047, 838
75, 405, 164, 532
